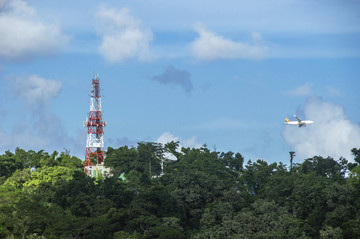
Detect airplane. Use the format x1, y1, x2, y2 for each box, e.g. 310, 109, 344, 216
285, 115, 314, 127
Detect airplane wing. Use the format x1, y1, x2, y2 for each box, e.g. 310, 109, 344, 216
294, 115, 301, 123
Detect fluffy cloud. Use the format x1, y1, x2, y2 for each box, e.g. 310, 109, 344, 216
190, 23, 268, 61
149, 65, 193, 94
96, 7, 154, 62
157, 132, 202, 149
0, 0, 68, 60
0, 74, 82, 156
10, 74, 62, 107
283, 97, 360, 161
156, 132, 202, 160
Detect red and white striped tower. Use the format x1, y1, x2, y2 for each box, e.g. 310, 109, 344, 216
84, 75, 106, 174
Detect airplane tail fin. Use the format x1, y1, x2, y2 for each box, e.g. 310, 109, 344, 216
285, 118, 290, 123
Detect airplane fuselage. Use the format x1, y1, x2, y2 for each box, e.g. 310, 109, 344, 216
285, 115, 314, 127
285, 120, 314, 127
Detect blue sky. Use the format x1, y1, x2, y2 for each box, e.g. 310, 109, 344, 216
1, 0, 359, 164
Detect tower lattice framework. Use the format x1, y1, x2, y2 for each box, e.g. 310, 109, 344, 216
84, 75, 106, 173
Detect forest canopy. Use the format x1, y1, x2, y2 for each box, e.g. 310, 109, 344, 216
1, 143, 360, 239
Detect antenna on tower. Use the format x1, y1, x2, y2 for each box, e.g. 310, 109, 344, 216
84, 75, 109, 177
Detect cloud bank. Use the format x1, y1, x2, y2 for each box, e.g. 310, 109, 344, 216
1, 74, 81, 156
190, 23, 268, 61
10, 74, 62, 107
0, 0, 68, 60
96, 7, 154, 63
157, 132, 202, 149
283, 97, 360, 161
149, 65, 193, 94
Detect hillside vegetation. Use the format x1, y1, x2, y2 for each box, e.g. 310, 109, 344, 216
1, 143, 360, 239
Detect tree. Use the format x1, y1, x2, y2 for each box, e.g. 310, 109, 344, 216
167, 169, 225, 229
0, 153, 18, 182
105, 146, 138, 177
263, 166, 294, 207
136, 142, 163, 177
289, 173, 329, 237
219, 151, 244, 174
239, 159, 278, 197
56, 152, 82, 169
23, 166, 75, 189
193, 199, 309, 239
301, 156, 346, 180
322, 182, 354, 229
164, 141, 182, 161
319, 226, 343, 239
1, 146, 359, 238
351, 148, 360, 164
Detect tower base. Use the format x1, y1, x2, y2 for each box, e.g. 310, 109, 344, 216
85, 163, 111, 178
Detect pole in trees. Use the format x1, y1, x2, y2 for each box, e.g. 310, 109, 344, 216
289, 151, 295, 172
84, 75, 107, 176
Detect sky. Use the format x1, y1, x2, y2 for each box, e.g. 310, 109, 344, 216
0, 0, 360, 164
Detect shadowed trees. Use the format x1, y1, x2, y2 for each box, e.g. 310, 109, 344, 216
0, 146, 359, 238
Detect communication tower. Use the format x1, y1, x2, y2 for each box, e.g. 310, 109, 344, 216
84, 75, 108, 176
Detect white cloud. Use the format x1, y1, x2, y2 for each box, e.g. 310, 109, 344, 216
285, 83, 313, 96
156, 132, 202, 160
157, 132, 202, 149
0, 0, 68, 60
283, 97, 360, 161
190, 23, 268, 61
96, 7, 154, 63
10, 74, 62, 107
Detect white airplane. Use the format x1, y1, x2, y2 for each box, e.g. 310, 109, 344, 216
285, 115, 314, 127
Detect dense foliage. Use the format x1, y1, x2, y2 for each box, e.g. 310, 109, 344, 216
1, 143, 360, 238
